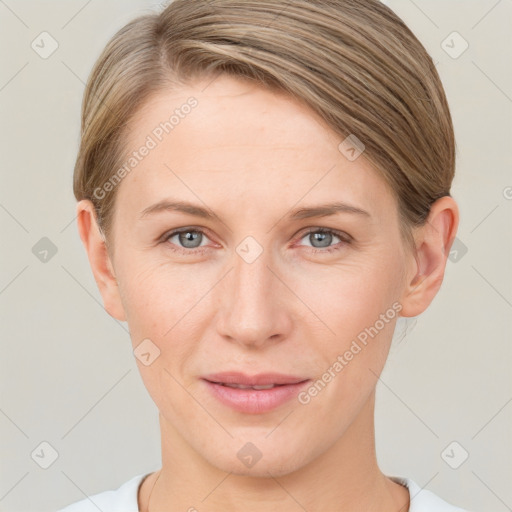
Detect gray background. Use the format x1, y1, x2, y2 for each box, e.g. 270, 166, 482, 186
1, 0, 511, 510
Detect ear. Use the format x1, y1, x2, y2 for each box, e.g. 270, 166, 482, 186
76, 199, 127, 322
399, 196, 459, 318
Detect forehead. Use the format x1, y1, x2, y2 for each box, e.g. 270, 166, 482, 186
116, 75, 396, 223
126, 75, 338, 155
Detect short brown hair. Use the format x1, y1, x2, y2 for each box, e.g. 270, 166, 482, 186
73, 0, 456, 253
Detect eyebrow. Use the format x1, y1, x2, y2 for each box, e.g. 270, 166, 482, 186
139, 199, 371, 221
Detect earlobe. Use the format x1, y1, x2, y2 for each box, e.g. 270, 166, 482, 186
399, 196, 459, 318
76, 200, 127, 322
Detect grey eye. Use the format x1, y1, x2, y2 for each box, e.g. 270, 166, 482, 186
309, 231, 334, 248
177, 230, 203, 249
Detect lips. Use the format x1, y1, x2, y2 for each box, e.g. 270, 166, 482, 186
202, 372, 311, 414
202, 371, 308, 387
217, 383, 279, 390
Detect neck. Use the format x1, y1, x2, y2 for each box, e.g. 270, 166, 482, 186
140, 390, 409, 512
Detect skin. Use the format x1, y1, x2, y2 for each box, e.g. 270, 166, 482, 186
77, 74, 459, 511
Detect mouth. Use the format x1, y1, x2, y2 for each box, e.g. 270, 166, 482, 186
202, 371, 308, 387
201, 372, 311, 414
208, 382, 286, 390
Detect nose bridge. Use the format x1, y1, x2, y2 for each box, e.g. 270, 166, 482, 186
234, 244, 273, 301
216, 240, 289, 346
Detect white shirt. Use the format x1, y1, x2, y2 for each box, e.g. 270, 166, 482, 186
57, 473, 471, 511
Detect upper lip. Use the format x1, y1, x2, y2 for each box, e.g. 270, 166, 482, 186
203, 372, 309, 386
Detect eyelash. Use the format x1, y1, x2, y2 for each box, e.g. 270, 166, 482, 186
160, 227, 352, 255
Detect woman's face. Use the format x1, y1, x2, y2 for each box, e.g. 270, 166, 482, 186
103, 74, 416, 476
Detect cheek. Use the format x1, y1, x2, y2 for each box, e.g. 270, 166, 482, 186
289, 251, 402, 339
118, 258, 208, 335
119, 261, 218, 392
294, 282, 400, 437
289, 254, 402, 400
121, 263, 207, 413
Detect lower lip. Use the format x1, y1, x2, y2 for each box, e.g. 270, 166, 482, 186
203, 379, 311, 414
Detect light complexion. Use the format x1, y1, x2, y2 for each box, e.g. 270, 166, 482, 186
77, 74, 458, 511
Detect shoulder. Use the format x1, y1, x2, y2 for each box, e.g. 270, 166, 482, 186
57, 473, 150, 512
390, 475, 472, 512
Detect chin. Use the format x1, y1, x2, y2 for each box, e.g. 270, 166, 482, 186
204, 440, 309, 479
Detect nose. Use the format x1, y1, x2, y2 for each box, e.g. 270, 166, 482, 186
215, 245, 292, 349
